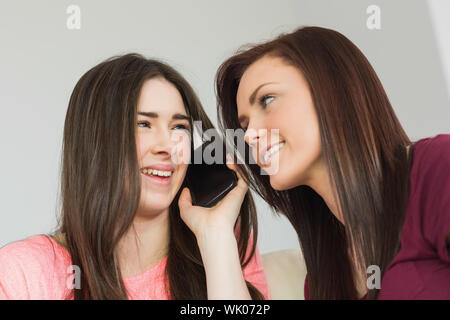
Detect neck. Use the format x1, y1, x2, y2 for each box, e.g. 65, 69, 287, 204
307, 144, 412, 226
116, 209, 170, 278
305, 144, 412, 297
305, 158, 344, 224
307, 159, 369, 297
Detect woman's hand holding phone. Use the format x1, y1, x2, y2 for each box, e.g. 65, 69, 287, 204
178, 154, 248, 241
178, 154, 252, 299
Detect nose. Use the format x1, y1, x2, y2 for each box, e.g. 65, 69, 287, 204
244, 126, 266, 147
150, 129, 175, 159
245, 130, 258, 146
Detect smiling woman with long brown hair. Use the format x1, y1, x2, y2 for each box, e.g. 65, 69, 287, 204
216, 26, 450, 299
0, 53, 269, 300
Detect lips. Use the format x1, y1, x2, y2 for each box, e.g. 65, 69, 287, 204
259, 141, 285, 166
140, 163, 175, 187
140, 163, 175, 172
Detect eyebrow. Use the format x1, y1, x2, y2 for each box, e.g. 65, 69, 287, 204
238, 82, 278, 125
138, 111, 190, 122
248, 82, 278, 105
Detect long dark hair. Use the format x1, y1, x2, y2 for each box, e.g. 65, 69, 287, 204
54, 53, 264, 299
216, 26, 413, 299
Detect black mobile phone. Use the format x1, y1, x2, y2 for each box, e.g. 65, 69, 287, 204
183, 135, 238, 208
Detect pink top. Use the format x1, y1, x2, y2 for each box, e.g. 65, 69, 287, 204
0, 233, 270, 300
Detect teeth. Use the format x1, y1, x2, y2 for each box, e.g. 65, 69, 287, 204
263, 142, 285, 164
141, 169, 172, 177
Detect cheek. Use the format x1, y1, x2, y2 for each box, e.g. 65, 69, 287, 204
174, 164, 188, 186
170, 131, 191, 166
136, 135, 148, 162
280, 96, 320, 149
266, 98, 303, 142
271, 101, 322, 189
139, 185, 171, 212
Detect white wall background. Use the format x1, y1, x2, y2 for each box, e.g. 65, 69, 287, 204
428, 0, 450, 102
1, 0, 449, 254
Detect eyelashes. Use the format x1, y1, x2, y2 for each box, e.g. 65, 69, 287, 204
258, 94, 275, 108
137, 121, 150, 128
137, 121, 191, 132
172, 124, 190, 131
240, 94, 275, 131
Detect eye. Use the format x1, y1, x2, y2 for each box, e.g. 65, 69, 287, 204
173, 124, 191, 132
259, 95, 275, 108
137, 121, 151, 128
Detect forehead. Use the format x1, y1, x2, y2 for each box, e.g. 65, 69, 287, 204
236, 55, 295, 106
137, 77, 187, 115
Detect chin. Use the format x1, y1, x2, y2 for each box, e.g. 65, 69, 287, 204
269, 174, 294, 191
140, 196, 172, 212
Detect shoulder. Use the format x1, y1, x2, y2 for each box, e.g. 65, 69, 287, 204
409, 134, 450, 191
0, 234, 70, 299
0, 234, 67, 264
416, 133, 450, 148
0, 234, 54, 265
409, 134, 450, 262
413, 134, 450, 167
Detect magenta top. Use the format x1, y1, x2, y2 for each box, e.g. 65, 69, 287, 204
305, 134, 450, 299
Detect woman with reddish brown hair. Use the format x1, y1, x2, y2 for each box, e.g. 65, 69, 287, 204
216, 26, 450, 299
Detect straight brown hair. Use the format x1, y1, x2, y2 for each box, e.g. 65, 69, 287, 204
53, 53, 264, 299
216, 26, 413, 299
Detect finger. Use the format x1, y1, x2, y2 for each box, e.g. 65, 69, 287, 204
226, 153, 241, 177
178, 187, 193, 213
225, 153, 236, 170
221, 156, 248, 207
226, 154, 248, 192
